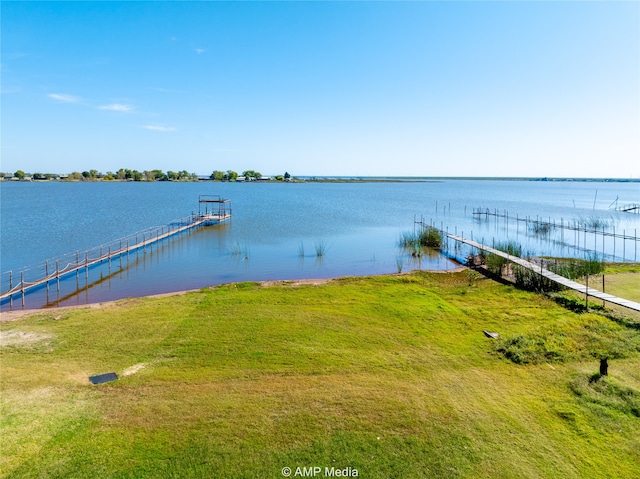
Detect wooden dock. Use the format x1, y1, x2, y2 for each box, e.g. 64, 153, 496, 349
447, 233, 640, 312
613, 203, 640, 214
1, 196, 231, 302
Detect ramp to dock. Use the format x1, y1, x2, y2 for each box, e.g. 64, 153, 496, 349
447, 233, 640, 312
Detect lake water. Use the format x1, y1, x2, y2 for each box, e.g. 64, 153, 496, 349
1, 179, 638, 310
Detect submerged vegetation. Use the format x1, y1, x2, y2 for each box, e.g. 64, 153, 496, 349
2, 271, 639, 478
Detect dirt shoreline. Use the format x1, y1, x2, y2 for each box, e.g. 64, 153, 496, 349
0, 267, 467, 322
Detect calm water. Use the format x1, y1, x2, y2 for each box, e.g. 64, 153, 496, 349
1, 180, 638, 310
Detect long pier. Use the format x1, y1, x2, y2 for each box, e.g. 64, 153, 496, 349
1, 196, 231, 303
447, 233, 640, 312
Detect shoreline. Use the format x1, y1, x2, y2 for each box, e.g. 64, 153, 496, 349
0, 268, 467, 322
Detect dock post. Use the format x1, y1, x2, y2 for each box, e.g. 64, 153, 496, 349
108, 246, 111, 274
21, 271, 25, 307
76, 251, 79, 281
46, 260, 49, 293
623, 230, 626, 262
586, 275, 589, 310
85, 252, 89, 285
56, 260, 60, 292
9, 271, 13, 291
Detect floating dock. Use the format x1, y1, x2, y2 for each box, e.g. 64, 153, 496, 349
0, 196, 231, 303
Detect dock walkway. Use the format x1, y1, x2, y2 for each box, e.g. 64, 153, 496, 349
447, 233, 640, 312
1, 196, 231, 302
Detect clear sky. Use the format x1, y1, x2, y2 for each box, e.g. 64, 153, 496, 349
1, 1, 639, 178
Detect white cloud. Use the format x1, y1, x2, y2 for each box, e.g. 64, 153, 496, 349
142, 125, 175, 132
195, 48, 206, 54
99, 104, 134, 112
48, 93, 80, 103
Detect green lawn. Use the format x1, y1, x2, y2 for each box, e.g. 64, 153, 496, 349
1, 272, 639, 478
600, 267, 640, 302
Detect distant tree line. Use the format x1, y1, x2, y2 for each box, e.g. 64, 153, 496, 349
3, 168, 294, 182
1, 168, 200, 182
209, 170, 291, 181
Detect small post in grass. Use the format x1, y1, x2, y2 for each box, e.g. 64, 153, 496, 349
599, 357, 608, 376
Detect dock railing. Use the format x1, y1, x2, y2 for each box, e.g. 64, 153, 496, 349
1, 211, 230, 302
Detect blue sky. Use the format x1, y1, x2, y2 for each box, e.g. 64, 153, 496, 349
2, 1, 638, 178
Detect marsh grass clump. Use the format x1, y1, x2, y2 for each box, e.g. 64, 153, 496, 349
399, 231, 417, 249
399, 227, 442, 257
495, 240, 523, 257
547, 255, 605, 280
314, 240, 327, 257
396, 257, 404, 273
513, 265, 565, 292
482, 241, 522, 277
529, 222, 555, 236
484, 253, 508, 276
575, 216, 614, 230
418, 226, 442, 248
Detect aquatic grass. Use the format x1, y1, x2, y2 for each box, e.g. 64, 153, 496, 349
495, 240, 523, 258
398, 231, 423, 256
229, 241, 249, 259
298, 241, 305, 258
398, 231, 417, 249
529, 222, 555, 236
574, 215, 614, 230
398, 228, 442, 258
546, 255, 605, 280
418, 226, 442, 248
513, 265, 565, 292
314, 240, 327, 257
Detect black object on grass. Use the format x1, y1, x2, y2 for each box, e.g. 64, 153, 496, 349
89, 372, 118, 385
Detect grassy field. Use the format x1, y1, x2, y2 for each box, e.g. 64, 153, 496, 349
600, 264, 640, 302
1, 271, 639, 478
